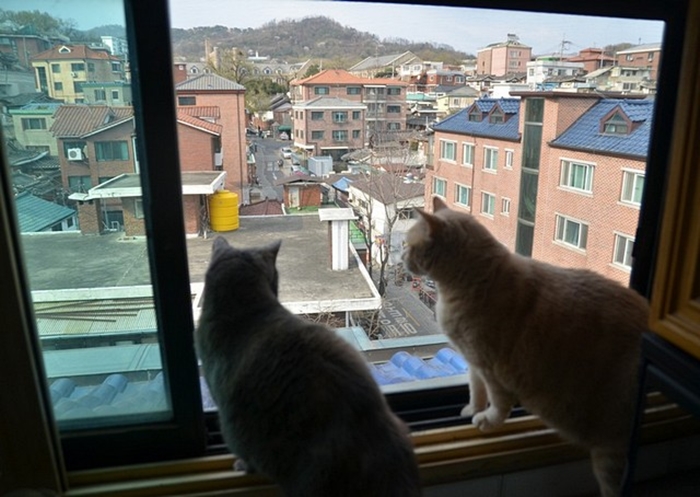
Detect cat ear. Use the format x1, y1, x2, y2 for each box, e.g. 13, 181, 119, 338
415, 208, 445, 237
263, 240, 282, 264
212, 236, 230, 253
432, 196, 449, 212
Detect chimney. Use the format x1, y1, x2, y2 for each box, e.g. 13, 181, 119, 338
318, 208, 357, 271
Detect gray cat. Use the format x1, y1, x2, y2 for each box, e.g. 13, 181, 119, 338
196, 237, 421, 497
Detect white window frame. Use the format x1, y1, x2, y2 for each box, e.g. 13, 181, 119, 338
439, 139, 457, 162
505, 149, 514, 169
432, 176, 447, 197
462, 142, 475, 167
481, 191, 495, 217
484, 147, 498, 171
613, 232, 635, 270
554, 214, 589, 250
560, 159, 595, 193
455, 183, 471, 207
501, 197, 511, 216
620, 169, 645, 206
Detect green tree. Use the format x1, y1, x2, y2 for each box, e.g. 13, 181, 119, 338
303, 63, 321, 78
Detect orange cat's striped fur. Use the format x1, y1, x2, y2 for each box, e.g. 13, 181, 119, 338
402, 196, 648, 497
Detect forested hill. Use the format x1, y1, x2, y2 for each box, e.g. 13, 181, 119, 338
170, 16, 472, 67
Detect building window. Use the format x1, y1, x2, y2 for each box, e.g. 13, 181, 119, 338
51, 63, 61, 73
88, 62, 95, 72
311, 111, 324, 120
560, 160, 594, 192
311, 130, 324, 140
352, 129, 361, 139
112, 61, 121, 72
314, 86, 329, 95
68, 175, 93, 192
502, 198, 511, 215
387, 87, 401, 95
95, 89, 107, 101
95, 141, 129, 161
333, 111, 348, 123
603, 112, 629, 134
505, 150, 514, 169
613, 233, 634, 269
387, 122, 400, 131
111, 90, 120, 100
387, 105, 401, 113
54, 82, 63, 91
455, 184, 471, 207
484, 147, 498, 171
21, 118, 47, 130
555, 214, 589, 250
332, 130, 348, 142
621, 170, 645, 205
73, 81, 85, 93
432, 177, 447, 197
346, 87, 361, 95
481, 192, 495, 216
468, 107, 482, 122
489, 108, 504, 124
71, 62, 85, 72
352, 110, 361, 120
440, 140, 456, 161
178, 96, 196, 105
462, 143, 474, 166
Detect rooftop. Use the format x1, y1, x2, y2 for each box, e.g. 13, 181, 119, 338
175, 73, 246, 92
432, 97, 521, 141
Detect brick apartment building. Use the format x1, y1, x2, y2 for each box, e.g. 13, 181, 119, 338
290, 69, 408, 159
476, 34, 532, 77
427, 93, 650, 285
175, 73, 247, 198
615, 43, 662, 81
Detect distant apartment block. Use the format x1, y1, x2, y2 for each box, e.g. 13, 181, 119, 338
100, 36, 129, 58
427, 93, 650, 285
565, 47, 615, 74
30, 44, 125, 103
0, 32, 53, 70
526, 57, 585, 90
10, 102, 62, 155
348, 51, 420, 79
616, 43, 662, 81
476, 34, 532, 77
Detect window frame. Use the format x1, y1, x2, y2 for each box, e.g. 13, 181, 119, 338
481, 191, 496, 217
432, 176, 447, 197
462, 142, 475, 166
439, 139, 457, 161
613, 232, 635, 269
560, 158, 595, 193
455, 183, 471, 207
483, 146, 498, 171
621, 169, 645, 206
554, 214, 589, 250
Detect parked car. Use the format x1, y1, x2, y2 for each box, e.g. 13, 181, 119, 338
281, 147, 293, 159
279, 132, 289, 140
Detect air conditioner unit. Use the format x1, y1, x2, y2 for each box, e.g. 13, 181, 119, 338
70, 72, 77, 77
67, 148, 83, 161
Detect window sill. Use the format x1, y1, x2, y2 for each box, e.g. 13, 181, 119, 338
64, 394, 698, 496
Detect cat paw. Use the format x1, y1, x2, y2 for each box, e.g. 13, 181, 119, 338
460, 404, 478, 418
472, 409, 506, 432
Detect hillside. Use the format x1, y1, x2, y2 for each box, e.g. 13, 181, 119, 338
169, 16, 472, 67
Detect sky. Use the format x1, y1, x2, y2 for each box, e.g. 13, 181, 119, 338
2, 0, 665, 56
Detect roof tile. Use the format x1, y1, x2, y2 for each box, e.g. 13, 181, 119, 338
49, 105, 133, 138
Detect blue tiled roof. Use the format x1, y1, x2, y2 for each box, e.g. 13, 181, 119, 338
432, 98, 520, 140
15, 192, 76, 232
550, 99, 654, 158
370, 347, 468, 386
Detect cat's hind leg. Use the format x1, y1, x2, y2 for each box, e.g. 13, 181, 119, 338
590, 446, 626, 497
471, 377, 514, 432
460, 368, 488, 417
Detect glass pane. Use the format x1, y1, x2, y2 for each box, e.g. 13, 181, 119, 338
2, 0, 172, 430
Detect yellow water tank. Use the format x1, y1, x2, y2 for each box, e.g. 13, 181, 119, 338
209, 190, 239, 232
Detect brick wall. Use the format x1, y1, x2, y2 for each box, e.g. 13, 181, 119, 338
121, 198, 146, 237
176, 123, 215, 171
77, 200, 102, 235
182, 195, 200, 235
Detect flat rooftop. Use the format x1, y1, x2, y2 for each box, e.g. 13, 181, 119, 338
22, 214, 380, 339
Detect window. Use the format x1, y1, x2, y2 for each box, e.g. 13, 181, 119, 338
613, 233, 634, 269
311, 111, 324, 120
621, 170, 645, 205
51, 63, 61, 73
603, 112, 629, 134
112, 61, 121, 72
311, 130, 324, 140
178, 96, 196, 105
88, 62, 95, 72
468, 107, 482, 122
95, 141, 129, 161
432, 177, 447, 197
484, 147, 498, 171
440, 140, 456, 161
352, 129, 361, 139
314, 86, 329, 95
502, 198, 511, 215
332, 130, 348, 141
387, 122, 401, 130
505, 149, 514, 169
68, 175, 93, 192
352, 110, 361, 120
455, 184, 471, 207
347, 86, 361, 95
95, 89, 107, 101
73, 81, 85, 93
560, 159, 594, 192
21, 118, 46, 130
489, 108, 504, 123
333, 111, 348, 123
71, 62, 85, 72
54, 82, 63, 91
555, 214, 589, 250
112, 90, 120, 100
462, 143, 474, 166
481, 192, 495, 216
387, 104, 401, 113
387, 87, 401, 95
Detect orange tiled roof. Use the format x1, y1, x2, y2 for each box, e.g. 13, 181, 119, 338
177, 106, 221, 119
50, 105, 133, 138
292, 69, 407, 87
31, 45, 120, 61
176, 111, 222, 135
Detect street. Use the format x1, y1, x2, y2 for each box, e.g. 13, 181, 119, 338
375, 272, 442, 338
249, 136, 291, 202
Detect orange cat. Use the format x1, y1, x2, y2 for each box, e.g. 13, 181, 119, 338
402, 196, 648, 497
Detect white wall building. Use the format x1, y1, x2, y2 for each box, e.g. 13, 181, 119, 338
526, 58, 585, 89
